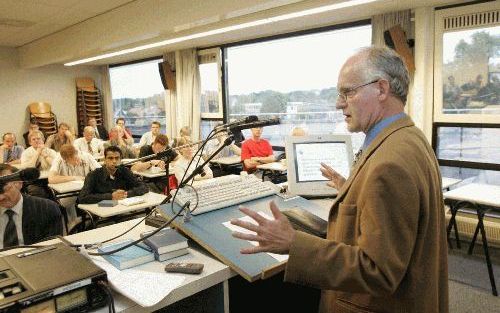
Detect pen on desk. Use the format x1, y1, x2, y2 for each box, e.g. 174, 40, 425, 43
17, 245, 57, 258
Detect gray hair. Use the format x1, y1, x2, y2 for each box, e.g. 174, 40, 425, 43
359, 46, 410, 104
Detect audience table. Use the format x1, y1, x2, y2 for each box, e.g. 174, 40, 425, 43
256, 161, 287, 181
444, 183, 500, 296
77, 192, 167, 228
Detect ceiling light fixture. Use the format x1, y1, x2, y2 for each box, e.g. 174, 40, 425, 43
65, 0, 378, 66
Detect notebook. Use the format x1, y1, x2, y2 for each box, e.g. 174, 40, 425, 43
141, 228, 189, 254
155, 248, 189, 262
97, 239, 154, 270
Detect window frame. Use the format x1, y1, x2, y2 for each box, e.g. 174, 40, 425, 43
433, 1, 500, 124
108, 56, 168, 137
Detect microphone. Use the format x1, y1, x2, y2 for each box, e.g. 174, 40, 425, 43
228, 118, 280, 132
215, 115, 258, 130
0, 168, 40, 184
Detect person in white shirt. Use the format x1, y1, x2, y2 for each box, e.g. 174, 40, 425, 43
48, 144, 101, 184
203, 131, 241, 160
138, 121, 161, 148
73, 126, 103, 156
21, 130, 57, 170
174, 136, 213, 184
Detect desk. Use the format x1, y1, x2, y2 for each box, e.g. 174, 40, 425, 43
444, 183, 500, 296
210, 156, 241, 166
78, 192, 167, 227
210, 156, 242, 177
442, 177, 461, 191
256, 162, 287, 182
48, 180, 84, 197
43, 219, 234, 313
133, 166, 174, 178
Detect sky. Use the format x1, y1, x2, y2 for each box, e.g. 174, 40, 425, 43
109, 59, 164, 99
226, 25, 372, 95
442, 26, 499, 64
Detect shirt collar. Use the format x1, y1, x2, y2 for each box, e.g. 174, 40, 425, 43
362, 112, 406, 150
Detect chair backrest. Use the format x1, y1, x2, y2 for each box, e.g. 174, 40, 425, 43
29, 102, 53, 119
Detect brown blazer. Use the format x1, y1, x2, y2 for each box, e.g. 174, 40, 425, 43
285, 116, 448, 313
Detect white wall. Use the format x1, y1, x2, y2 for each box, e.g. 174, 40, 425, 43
0, 47, 101, 145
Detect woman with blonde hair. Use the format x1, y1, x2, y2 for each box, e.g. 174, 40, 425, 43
174, 136, 213, 184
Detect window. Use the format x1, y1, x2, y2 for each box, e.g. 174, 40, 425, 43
109, 58, 167, 136
199, 49, 224, 141
223, 23, 371, 150
433, 2, 500, 185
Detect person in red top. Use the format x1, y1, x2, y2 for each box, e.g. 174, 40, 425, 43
240, 127, 275, 172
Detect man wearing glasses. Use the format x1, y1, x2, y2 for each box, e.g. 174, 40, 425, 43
231, 46, 448, 313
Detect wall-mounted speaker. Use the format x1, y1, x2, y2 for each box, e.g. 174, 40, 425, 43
158, 61, 176, 91
384, 25, 415, 74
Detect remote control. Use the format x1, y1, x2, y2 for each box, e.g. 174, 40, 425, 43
165, 262, 204, 274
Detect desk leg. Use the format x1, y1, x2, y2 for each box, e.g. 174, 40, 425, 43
475, 208, 498, 296
446, 202, 461, 249
223, 280, 229, 313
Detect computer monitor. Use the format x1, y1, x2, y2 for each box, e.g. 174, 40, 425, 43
285, 134, 354, 197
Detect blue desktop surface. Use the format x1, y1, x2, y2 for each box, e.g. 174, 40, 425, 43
158, 195, 328, 282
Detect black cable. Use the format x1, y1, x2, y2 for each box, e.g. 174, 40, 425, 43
98, 281, 115, 313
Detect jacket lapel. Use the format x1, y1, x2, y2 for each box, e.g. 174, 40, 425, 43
330, 116, 415, 212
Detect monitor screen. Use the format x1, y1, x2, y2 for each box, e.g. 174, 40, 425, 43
292, 141, 351, 183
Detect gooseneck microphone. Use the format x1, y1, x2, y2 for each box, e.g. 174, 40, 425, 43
0, 168, 40, 184
215, 115, 258, 130
228, 118, 280, 132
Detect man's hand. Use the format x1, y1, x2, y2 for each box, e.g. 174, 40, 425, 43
231, 201, 295, 255
112, 189, 128, 200
320, 162, 346, 190
151, 159, 166, 169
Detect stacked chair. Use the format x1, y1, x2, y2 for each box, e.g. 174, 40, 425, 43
76, 78, 104, 136
29, 102, 58, 138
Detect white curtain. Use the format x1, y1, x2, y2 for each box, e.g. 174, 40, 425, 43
100, 65, 113, 129
162, 52, 178, 141
372, 10, 412, 46
175, 48, 201, 141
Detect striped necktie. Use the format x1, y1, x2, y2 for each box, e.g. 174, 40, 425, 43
6, 149, 12, 162
87, 141, 93, 153
4, 210, 19, 248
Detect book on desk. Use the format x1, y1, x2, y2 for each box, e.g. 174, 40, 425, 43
98, 239, 155, 270
141, 228, 189, 254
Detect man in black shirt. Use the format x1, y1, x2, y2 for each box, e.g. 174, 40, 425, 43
131, 134, 177, 193
78, 146, 148, 204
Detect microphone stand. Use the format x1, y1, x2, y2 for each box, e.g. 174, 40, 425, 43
177, 135, 235, 189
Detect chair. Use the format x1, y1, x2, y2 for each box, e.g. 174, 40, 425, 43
28, 102, 58, 137
76, 77, 104, 136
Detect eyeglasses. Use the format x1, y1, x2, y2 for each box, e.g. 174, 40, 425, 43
337, 79, 379, 102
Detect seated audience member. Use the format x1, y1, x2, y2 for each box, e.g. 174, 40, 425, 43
0, 164, 63, 247
204, 131, 241, 160
78, 146, 148, 204
23, 120, 39, 147
138, 121, 162, 147
48, 144, 101, 184
45, 123, 75, 152
21, 130, 57, 170
115, 117, 133, 143
240, 127, 275, 172
131, 134, 178, 193
87, 117, 108, 140
174, 137, 213, 184
20, 130, 58, 198
103, 126, 136, 159
74, 126, 103, 156
172, 126, 192, 147
0, 133, 24, 164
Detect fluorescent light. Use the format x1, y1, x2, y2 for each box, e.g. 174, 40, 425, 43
65, 0, 378, 66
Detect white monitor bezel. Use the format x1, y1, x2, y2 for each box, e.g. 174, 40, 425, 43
285, 134, 354, 197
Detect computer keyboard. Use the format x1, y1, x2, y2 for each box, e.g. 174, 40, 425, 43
172, 175, 277, 215
118, 196, 146, 206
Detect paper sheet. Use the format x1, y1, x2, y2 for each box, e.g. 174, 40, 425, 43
91, 256, 185, 307
223, 212, 289, 262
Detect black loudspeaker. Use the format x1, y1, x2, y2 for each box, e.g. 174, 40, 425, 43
158, 61, 176, 91
384, 25, 415, 74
